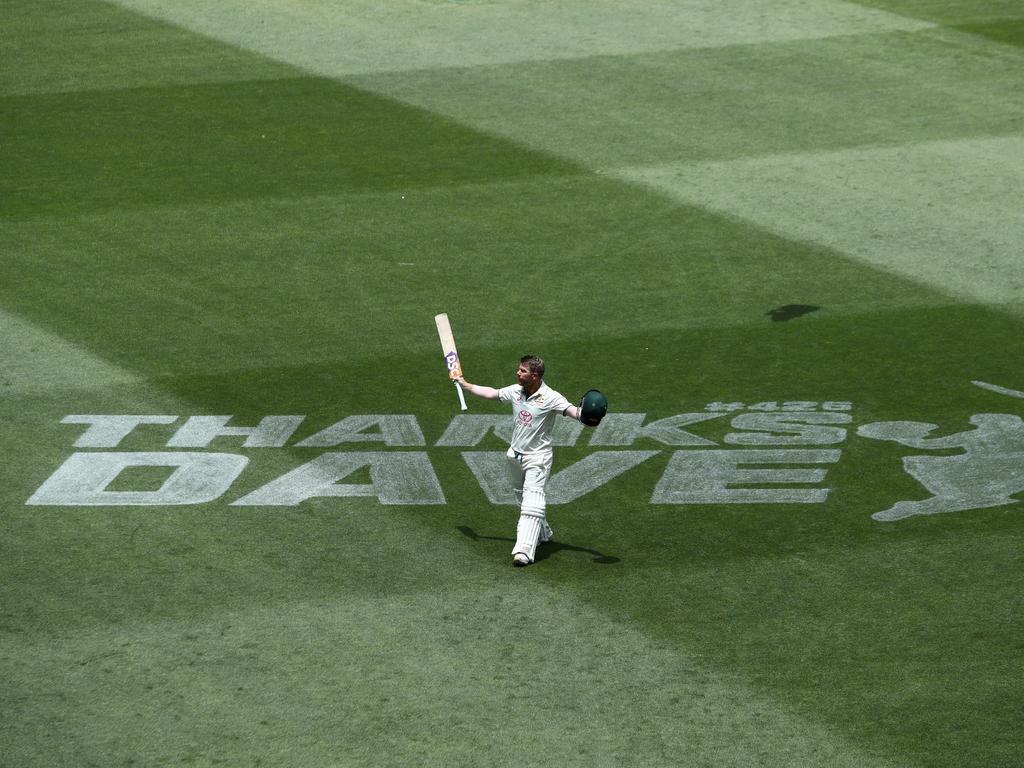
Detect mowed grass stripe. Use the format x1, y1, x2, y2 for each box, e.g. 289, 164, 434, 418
613, 135, 1024, 311
2, 582, 911, 768
0, 0, 295, 96
0, 76, 582, 220
108, 0, 932, 74
0, 173, 956, 380
849, 0, 1024, 27
349, 26, 1024, 169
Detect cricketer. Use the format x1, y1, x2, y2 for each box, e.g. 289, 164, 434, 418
457, 355, 606, 566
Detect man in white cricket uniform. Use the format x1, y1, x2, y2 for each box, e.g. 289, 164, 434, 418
457, 355, 583, 566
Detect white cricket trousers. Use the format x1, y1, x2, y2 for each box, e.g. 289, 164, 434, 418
506, 447, 554, 562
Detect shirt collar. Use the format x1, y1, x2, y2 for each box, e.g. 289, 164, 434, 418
523, 381, 548, 400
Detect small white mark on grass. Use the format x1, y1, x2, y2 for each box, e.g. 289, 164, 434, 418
972, 380, 1024, 399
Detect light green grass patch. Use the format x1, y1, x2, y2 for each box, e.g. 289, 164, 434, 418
349, 27, 1024, 169
2, 584, 908, 768
108, 0, 933, 75
615, 136, 1024, 310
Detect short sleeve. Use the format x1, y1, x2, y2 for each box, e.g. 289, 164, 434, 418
546, 389, 572, 414
498, 384, 520, 403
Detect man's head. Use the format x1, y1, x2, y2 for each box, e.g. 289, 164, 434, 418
516, 355, 544, 393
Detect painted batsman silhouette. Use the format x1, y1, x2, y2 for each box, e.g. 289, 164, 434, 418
857, 412, 1024, 521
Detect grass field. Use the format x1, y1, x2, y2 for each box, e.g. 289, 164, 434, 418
3, 1, 1023, 766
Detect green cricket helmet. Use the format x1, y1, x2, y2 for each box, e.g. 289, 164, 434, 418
579, 389, 608, 426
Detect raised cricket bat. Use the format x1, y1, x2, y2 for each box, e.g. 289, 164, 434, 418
434, 313, 468, 411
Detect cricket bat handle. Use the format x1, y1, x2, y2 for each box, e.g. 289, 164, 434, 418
455, 380, 468, 411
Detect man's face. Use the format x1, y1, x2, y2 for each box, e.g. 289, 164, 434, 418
516, 364, 539, 389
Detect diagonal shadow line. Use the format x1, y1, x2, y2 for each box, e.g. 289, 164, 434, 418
457, 526, 620, 565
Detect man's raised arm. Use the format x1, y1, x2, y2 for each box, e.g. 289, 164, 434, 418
456, 377, 501, 400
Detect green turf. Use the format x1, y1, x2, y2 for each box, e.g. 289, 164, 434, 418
2, 1, 1023, 766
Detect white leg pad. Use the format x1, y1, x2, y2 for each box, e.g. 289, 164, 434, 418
512, 513, 545, 563
522, 487, 546, 515
514, 487, 550, 560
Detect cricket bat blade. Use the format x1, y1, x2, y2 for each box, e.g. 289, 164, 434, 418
434, 313, 468, 411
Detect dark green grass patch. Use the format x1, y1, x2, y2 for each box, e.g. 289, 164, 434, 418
1, 77, 581, 219
850, 0, 1024, 26
850, 0, 1024, 48
955, 19, 1024, 48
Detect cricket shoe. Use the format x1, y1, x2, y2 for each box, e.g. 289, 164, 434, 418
512, 553, 531, 567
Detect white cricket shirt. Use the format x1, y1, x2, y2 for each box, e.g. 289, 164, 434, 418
498, 381, 572, 454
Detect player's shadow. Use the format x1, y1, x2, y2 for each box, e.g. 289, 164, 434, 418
457, 526, 620, 564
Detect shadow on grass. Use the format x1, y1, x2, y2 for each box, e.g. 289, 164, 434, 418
766, 303, 820, 322
457, 525, 620, 565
